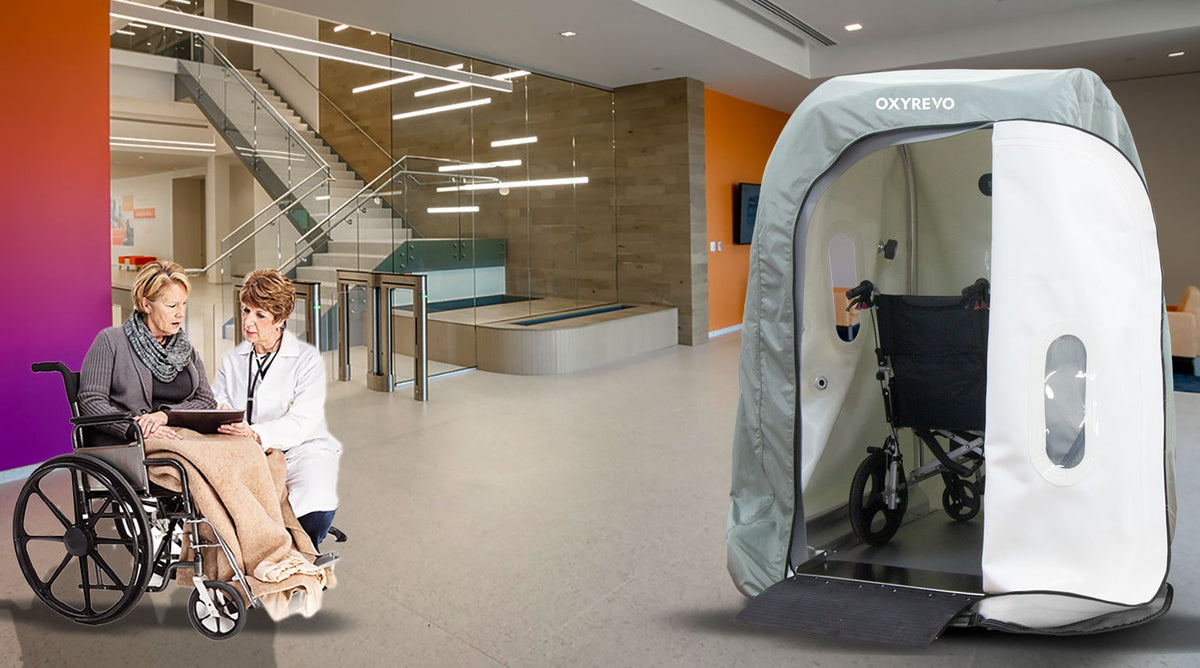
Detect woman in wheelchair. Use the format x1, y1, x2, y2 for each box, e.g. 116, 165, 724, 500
78, 260, 215, 441
16, 260, 335, 638
212, 269, 343, 553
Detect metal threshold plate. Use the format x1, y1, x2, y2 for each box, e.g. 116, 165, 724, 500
735, 572, 983, 648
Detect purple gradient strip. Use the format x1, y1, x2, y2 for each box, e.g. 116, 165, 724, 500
1, 2, 110, 471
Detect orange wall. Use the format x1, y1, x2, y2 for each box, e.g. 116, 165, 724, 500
1, 2, 111, 469
705, 90, 789, 333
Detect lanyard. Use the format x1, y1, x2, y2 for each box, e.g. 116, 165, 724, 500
245, 342, 279, 425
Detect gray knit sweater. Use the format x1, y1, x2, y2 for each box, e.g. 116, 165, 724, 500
78, 326, 216, 443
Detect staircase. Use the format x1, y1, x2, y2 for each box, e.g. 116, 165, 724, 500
175, 55, 507, 307
241, 69, 404, 287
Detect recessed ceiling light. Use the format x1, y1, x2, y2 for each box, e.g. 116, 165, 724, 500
1168, 51, 1185, 58
559, 31, 577, 37
333, 24, 350, 32
844, 23, 863, 32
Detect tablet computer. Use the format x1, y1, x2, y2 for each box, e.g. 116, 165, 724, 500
166, 408, 244, 433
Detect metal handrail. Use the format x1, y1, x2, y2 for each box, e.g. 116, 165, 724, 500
195, 35, 330, 174
186, 175, 331, 275
219, 166, 329, 246
266, 48, 393, 166
277, 157, 501, 274
276, 160, 408, 274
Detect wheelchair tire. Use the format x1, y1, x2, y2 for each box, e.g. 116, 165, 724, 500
848, 451, 908, 546
13, 454, 152, 625
941, 478, 981, 522
188, 580, 246, 640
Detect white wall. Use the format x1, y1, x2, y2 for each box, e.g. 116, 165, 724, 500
1109, 72, 1200, 300
253, 6, 321, 130
110, 167, 206, 264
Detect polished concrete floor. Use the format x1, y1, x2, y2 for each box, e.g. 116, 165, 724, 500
2, 333, 1199, 667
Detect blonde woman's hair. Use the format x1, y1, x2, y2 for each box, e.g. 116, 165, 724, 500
239, 269, 296, 324
131, 261, 191, 314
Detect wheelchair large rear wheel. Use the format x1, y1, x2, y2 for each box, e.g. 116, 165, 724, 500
13, 454, 152, 625
849, 451, 908, 546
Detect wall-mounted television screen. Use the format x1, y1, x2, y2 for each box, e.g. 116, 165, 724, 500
734, 183, 760, 245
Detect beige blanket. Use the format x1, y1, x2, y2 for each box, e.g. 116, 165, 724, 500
144, 429, 335, 620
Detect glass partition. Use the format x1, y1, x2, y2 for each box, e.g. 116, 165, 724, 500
111, 11, 619, 389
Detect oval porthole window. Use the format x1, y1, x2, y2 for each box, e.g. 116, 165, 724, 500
828, 233, 859, 342
1044, 335, 1087, 469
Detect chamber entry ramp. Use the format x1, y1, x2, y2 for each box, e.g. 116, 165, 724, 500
735, 560, 983, 648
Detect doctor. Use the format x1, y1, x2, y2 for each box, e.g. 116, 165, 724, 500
214, 269, 342, 551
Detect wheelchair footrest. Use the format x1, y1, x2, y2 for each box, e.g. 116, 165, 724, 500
735, 569, 982, 647
314, 552, 339, 568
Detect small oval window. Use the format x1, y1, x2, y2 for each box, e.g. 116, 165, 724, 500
828, 233, 859, 342
1045, 335, 1087, 468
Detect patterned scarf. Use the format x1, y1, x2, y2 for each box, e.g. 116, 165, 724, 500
123, 312, 193, 382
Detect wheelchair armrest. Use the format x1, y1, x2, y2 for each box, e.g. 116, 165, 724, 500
71, 412, 135, 427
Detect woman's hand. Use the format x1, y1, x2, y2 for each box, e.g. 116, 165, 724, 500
219, 420, 261, 445
135, 411, 181, 440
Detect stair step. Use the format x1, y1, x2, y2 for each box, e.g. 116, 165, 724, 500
310, 252, 389, 268
329, 227, 410, 243
327, 240, 397, 255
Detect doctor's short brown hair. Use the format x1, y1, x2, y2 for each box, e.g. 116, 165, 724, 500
239, 269, 296, 324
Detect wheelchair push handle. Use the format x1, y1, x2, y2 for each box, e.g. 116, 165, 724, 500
845, 280, 876, 310
32, 361, 70, 374
961, 278, 990, 309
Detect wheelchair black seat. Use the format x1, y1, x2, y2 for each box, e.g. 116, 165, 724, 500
873, 292, 989, 431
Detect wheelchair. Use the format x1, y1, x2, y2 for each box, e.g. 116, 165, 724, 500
14, 362, 343, 639
843, 279, 990, 546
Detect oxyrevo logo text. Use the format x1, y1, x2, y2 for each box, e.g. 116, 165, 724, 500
875, 96, 956, 111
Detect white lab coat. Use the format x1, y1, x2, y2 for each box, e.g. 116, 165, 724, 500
213, 330, 341, 517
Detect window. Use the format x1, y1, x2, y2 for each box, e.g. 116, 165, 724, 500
1045, 335, 1087, 468
828, 233, 860, 342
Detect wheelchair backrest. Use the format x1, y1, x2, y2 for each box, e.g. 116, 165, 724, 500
32, 361, 151, 493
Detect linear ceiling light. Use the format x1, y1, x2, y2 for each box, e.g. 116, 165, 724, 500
1169, 51, 1185, 57
490, 136, 537, 147
427, 206, 480, 214
110, 136, 216, 148
844, 23, 863, 32
392, 98, 491, 120
437, 176, 588, 193
353, 64, 464, 94
109, 0, 511, 92
333, 24, 350, 32
415, 82, 469, 98
115, 29, 136, 36
437, 159, 522, 172
110, 142, 215, 153
414, 70, 531, 97
127, 21, 147, 28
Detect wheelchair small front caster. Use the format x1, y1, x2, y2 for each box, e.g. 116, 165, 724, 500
188, 580, 246, 640
848, 450, 908, 546
941, 478, 982, 522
